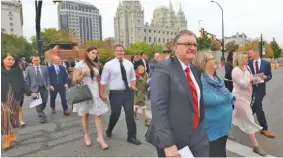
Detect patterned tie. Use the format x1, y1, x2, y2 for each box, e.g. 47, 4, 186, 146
185, 67, 199, 129
37, 66, 44, 86
119, 60, 129, 90
255, 61, 259, 74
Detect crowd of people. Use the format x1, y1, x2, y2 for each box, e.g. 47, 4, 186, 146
1, 29, 275, 157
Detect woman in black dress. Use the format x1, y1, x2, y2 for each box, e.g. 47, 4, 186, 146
1, 54, 36, 150
224, 50, 235, 92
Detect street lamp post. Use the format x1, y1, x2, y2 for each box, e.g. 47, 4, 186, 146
211, 0, 225, 63
35, 0, 43, 61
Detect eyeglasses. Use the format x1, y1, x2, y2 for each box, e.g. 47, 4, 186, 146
176, 42, 197, 48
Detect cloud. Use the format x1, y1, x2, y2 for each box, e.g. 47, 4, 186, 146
22, 0, 283, 44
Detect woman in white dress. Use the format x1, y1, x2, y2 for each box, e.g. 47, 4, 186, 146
231, 52, 267, 156
72, 47, 109, 149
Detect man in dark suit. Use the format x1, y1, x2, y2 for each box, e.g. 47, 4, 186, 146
248, 47, 275, 138
146, 30, 209, 157
49, 56, 69, 116
134, 52, 150, 73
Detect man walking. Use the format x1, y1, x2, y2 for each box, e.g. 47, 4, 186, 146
146, 30, 209, 157
100, 44, 141, 145
248, 47, 275, 138
25, 56, 50, 123
134, 52, 149, 73
49, 56, 69, 116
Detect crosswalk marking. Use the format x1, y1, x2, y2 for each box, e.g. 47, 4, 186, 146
137, 109, 276, 157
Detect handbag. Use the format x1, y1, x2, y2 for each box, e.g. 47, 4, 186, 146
66, 83, 93, 105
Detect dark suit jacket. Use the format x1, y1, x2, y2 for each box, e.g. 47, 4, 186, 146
248, 59, 272, 96
134, 59, 150, 73
48, 65, 68, 89
146, 57, 209, 157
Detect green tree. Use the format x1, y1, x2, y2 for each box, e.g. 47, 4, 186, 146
31, 28, 71, 53
225, 41, 239, 52
210, 40, 221, 51
1, 30, 35, 58
126, 42, 163, 57
83, 40, 104, 49
270, 38, 282, 59
197, 34, 212, 51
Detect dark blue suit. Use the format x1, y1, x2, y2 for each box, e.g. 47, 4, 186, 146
48, 65, 68, 111
248, 59, 272, 130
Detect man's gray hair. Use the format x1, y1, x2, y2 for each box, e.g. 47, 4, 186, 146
173, 30, 197, 44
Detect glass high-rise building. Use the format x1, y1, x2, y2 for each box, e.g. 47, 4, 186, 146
58, 0, 102, 43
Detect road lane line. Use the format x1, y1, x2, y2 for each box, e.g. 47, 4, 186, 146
138, 109, 276, 157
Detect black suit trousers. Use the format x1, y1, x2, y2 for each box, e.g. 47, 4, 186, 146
108, 90, 137, 138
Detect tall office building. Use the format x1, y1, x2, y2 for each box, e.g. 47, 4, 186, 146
58, 0, 102, 43
1, 0, 23, 36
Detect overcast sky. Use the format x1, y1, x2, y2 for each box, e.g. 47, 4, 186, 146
22, 0, 283, 45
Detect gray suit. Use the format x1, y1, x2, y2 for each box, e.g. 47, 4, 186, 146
145, 57, 209, 157
25, 65, 50, 122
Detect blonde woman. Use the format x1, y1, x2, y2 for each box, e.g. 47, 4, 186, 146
232, 52, 267, 156
195, 51, 233, 157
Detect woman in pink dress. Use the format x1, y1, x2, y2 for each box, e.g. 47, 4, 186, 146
232, 52, 267, 156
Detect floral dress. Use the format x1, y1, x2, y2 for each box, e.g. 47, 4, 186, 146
72, 61, 109, 116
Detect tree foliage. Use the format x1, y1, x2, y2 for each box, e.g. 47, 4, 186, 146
165, 41, 173, 51
31, 28, 71, 53
210, 40, 221, 51
270, 38, 282, 59
197, 34, 212, 51
1, 30, 35, 59
225, 41, 239, 52
237, 40, 274, 58
126, 42, 163, 57
82, 39, 115, 62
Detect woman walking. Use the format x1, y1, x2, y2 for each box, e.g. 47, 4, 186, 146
232, 52, 267, 156
195, 51, 233, 157
72, 47, 109, 149
1, 54, 35, 150
133, 65, 150, 127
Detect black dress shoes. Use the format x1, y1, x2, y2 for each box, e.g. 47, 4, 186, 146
127, 137, 141, 145
106, 129, 112, 138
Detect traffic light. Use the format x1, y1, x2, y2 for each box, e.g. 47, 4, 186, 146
200, 28, 204, 37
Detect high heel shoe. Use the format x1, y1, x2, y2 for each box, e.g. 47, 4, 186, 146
96, 138, 109, 150
84, 134, 91, 147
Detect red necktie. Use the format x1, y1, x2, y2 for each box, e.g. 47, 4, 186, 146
255, 61, 259, 73
185, 67, 199, 129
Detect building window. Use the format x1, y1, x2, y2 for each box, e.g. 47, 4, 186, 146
154, 30, 156, 33
144, 29, 146, 32
10, 23, 13, 26
158, 38, 161, 43
154, 37, 156, 43
158, 31, 160, 33
149, 29, 151, 33
149, 37, 151, 43
144, 37, 146, 42
9, 11, 12, 15
9, 17, 13, 20
163, 38, 165, 43
10, 28, 14, 32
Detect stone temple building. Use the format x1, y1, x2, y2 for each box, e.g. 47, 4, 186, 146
114, 0, 187, 48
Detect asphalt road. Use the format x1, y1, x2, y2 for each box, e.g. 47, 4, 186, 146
2, 66, 283, 157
